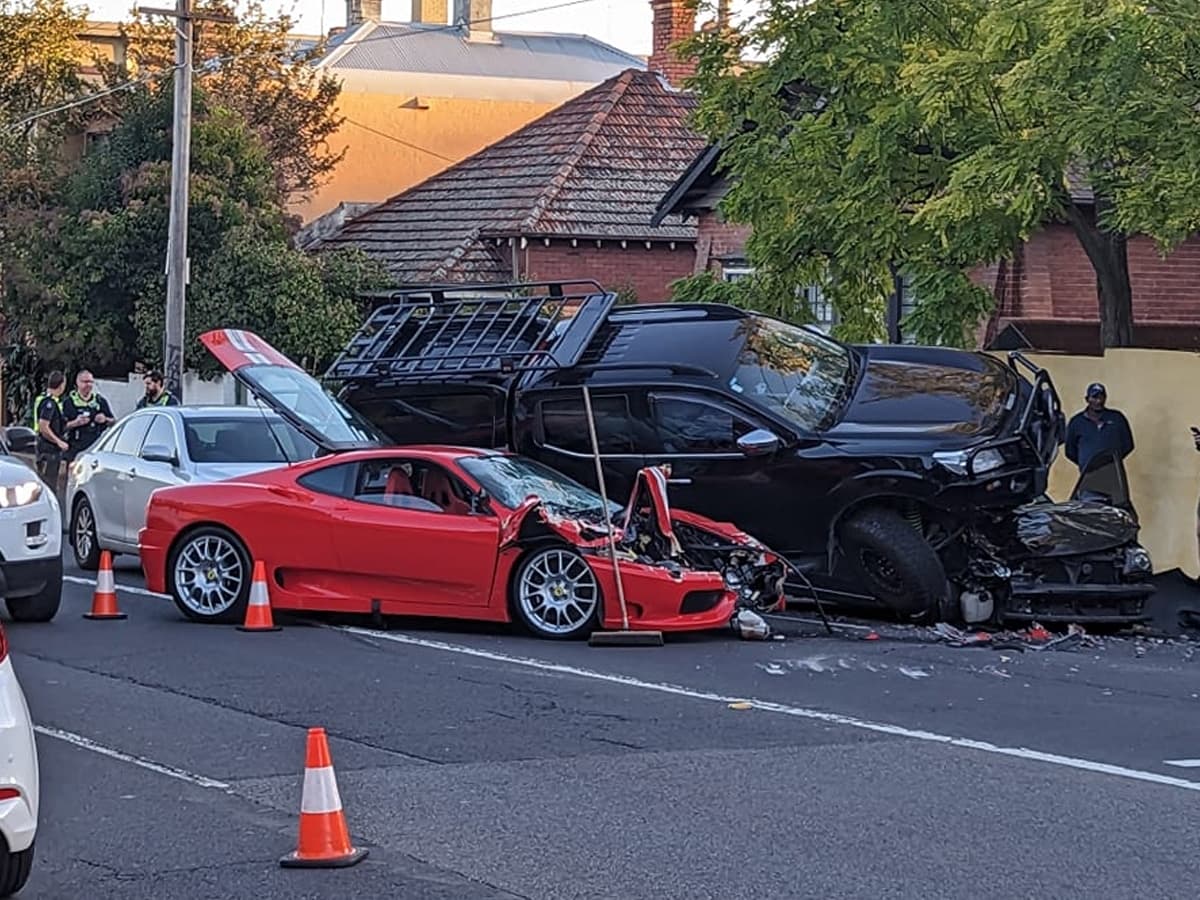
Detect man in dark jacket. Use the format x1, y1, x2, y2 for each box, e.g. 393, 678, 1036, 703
62, 369, 115, 461
1064, 383, 1135, 473
34, 371, 70, 487
136, 370, 179, 409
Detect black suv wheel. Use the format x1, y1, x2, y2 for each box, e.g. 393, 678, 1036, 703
838, 507, 948, 617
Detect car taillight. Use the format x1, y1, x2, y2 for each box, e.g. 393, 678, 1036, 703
0, 788, 18, 801
0, 623, 7, 663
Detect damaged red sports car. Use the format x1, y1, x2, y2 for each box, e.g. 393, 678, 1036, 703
138, 329, 787, 639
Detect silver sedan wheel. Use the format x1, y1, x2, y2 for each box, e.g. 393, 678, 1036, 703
173, 534, 245, 617
516, 548, 599, 637
73, 503, 95, 562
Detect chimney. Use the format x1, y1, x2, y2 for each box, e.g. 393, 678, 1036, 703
411, 0, 447, 24
648, 0, 697, 87
452, 0, 497, 41
346, 0, 382, 26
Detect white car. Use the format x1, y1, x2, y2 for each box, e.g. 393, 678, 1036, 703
66, 405, 316, 569
0, 622, 38, 896
0, 438, 62, 623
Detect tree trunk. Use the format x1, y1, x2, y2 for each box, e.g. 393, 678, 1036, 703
1063, 199, 1135, 348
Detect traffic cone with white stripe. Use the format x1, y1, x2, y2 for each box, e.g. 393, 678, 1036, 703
83, 551, 126, 620
237, 560, 281, 632
279, 727, 368, 868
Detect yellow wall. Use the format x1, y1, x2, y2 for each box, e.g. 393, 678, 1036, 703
290, 90, 562, 224
1007, 349, 1200, 578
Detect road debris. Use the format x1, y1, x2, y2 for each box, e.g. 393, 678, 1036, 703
732, 609, 772, 640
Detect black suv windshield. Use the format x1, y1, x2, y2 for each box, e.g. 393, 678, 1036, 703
459, 454, 621, 516
729, 316, 855, 431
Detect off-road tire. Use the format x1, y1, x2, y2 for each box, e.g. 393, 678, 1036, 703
837, 507, 948, 618
5, 555, 63, 623
0, 838, 33, 897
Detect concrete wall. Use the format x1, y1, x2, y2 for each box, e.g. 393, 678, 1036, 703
1014, 348, 1200, 578
95, 372, 240, 419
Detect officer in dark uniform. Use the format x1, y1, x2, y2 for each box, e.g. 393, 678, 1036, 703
136, 370, 179, 409
34, 371, 70, 486
62, 369, 115, 461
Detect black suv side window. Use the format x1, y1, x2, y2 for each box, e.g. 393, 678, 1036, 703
649, 394, 757, 454
539, 395, 637, 454
355, 392, 504, 447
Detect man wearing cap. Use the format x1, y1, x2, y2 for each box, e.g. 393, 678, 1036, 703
1064, 382, 1135, 473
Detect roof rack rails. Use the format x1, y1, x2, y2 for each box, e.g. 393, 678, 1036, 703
326, 281, 619, 385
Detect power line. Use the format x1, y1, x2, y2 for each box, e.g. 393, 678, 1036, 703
340, 116, 457, 161
4, 0, 614, 132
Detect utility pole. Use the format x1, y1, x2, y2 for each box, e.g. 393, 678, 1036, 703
137, 1, 236, 402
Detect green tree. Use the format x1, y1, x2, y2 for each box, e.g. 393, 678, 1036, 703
7, 83, 385, 376
0, 0, 101, 414
120, 0, 344, 209
682, 0, 1200, 347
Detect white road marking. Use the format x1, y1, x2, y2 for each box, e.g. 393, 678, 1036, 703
64, 575, 166, 599
1163, 759, 1200, 768
33, 725, 230, 791
332, 625, 1200, 795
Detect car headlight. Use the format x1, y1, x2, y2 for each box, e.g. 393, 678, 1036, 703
0, 481, 42, 508
932, 448, 1005, 477
1123, 546, 1152, 575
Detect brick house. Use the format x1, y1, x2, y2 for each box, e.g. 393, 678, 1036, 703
655, 144, 1200, 351
310, 0, 709, 301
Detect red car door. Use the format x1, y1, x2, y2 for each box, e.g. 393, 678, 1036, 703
328, 457, 501, 610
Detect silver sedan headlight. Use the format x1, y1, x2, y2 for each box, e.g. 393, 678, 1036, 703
0, 481, 42, 508
932, 447, 1005, 477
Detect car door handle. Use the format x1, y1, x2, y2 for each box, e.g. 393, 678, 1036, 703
667, 478, 692, 485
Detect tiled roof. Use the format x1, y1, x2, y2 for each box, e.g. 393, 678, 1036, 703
315, 68, 707, 285
315, 21, 645, 82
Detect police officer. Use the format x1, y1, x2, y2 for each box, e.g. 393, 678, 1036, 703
136, 370, 178, 409
34, 371, 70, 486
62, 369, 115, 461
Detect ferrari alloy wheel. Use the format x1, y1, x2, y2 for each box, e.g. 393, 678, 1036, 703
512, 546, 601, 640
168, 526, 251, 624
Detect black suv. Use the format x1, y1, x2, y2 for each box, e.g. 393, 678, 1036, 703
327, 281, 1153, 625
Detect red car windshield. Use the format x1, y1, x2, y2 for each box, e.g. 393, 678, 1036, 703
458, 455, 621, 517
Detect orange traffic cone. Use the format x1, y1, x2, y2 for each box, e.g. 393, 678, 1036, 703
279, 727, 368, 869
238, 561, 281, 632
83, 551, 126, 620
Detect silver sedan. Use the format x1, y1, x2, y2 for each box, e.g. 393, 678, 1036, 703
65, 405, 317, 570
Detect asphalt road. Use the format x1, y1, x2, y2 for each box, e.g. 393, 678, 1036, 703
6, 553, 1200, 898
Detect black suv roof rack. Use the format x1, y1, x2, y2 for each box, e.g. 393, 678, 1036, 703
325, 281, 618, 386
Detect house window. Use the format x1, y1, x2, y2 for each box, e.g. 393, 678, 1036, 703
800, 283, 836, 333
898, 274, 920, 345
84, 131, 111, 155
720, 263, 834, 332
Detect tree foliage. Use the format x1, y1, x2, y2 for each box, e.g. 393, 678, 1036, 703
681, 0, 1200, 347
5, 83, 385, 377
120, 0, 344, 209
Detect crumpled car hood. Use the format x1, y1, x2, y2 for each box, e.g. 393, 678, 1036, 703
1014, 500, 1140, 557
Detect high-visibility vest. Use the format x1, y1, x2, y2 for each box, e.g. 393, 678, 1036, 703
31, 392, 63, 428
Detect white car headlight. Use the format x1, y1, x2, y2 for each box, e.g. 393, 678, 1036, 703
0, 481, 43, 508
933, 448, 1005, 477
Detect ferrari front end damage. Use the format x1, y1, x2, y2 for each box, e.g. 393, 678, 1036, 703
499, 466, 788, 626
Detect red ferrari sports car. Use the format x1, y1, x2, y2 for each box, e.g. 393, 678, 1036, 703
138, 329, 787, 639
